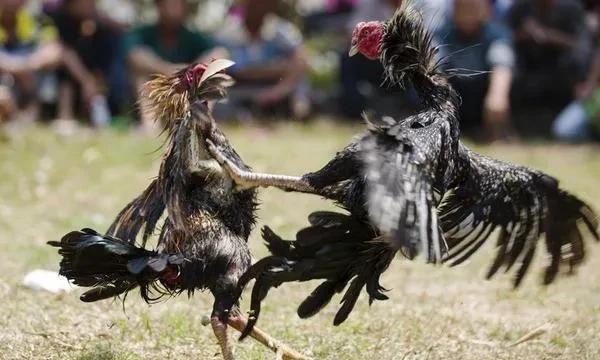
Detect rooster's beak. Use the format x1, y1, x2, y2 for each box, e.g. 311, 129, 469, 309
198, 59, 236, 85
348, 44, 359, 57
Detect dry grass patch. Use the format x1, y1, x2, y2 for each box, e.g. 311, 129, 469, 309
1, 122, 599, 359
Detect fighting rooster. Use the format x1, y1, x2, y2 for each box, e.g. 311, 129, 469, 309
48, 60, 308, 360
207, 3, 599, 336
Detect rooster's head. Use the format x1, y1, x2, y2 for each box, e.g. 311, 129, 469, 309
141, 59, 235, 130
349, 21, 385, 60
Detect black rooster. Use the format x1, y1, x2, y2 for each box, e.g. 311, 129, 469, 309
206, 3, 599, 336
49, 60, 308, 360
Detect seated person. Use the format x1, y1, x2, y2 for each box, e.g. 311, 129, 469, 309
52, 0, 120, 127
507, 0, 588, 123
217, 0, 310, 120
435, 0, 513, 141
552, 4, 600, 142
0, 0, 101, 127
0, 0, 62, 124
124, 0, 224, 131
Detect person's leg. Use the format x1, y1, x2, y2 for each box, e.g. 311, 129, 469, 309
552, 101, 590, 142
0, 84, 15, 123
27, 42, 63, 71
510, 67, 567, 137
213, 85, 259, 122
57, 80, 76, 121
13, 71, 40, 124
256, 52, 310, 119
451, 76, 487, 140
339, 53, 383, 118
108, 46, 129, 114
290, 80, 311, 120
134, 74, 161, 134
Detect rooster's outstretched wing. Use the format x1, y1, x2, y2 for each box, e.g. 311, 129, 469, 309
361, 113, 448, 263
439, 146, 599, 287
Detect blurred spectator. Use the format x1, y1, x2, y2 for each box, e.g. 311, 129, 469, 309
124, 0, 224, 131
0, 0, 62, 124
51, 0, 120, 127
42, 0, 65, 15
349, 0, 447, 32
552, 4, 600, 141
303, 0, 358, 36
507, 0, 588, 135
436, 0, 513, 141
0, 0, 104, 127
323, 0, 358, 12
217, 0, 310, 120
492, 0, 514, 20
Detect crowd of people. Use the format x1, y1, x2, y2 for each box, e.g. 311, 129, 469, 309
0, 0, 598, 142
339, 0, 599, 142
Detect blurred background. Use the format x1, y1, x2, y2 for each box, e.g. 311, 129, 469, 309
0, 0, 598, 142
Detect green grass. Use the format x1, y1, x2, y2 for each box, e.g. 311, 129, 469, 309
1, 122, 599, 360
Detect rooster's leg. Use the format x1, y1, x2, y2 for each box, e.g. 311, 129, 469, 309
206, 140, 316, 193
211, 317, 235, 360
226, 313, 312, 360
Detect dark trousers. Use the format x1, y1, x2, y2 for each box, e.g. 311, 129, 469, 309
450, 74, 490, 136
338, 53, 386, 118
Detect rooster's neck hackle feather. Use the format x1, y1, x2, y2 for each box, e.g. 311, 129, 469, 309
141, 72, 190, 131
381, 2, 458, 111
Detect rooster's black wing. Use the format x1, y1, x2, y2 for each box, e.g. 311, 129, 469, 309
361, 112, 448, 263
439, 145, 599, 287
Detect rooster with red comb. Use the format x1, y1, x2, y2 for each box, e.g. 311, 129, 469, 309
49, 59, 310, 360
206, 2, 598, 338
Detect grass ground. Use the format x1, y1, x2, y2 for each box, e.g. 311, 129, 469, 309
0, 121, 599, 360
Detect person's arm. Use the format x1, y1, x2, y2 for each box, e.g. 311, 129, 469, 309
26, 41, 63, 70
128, 47, 180, 76
0, 41, 63, 74
532, 21, 578, 48
124, 27, 179, 76
519, 2, 584, 49
243, 20, 308, 105
484, 66, 512, 139
130, 45, 229, 76
60, 47, 99, 102
483, 36, 514, 140
196, 46, 229, 64
515, 18, 575, 48
231, 61, 292, 82
0, 52, 27, 73
576, 50, 600, 99
255, 48, 308, 105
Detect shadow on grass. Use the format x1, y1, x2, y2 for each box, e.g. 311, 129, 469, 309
75, 344, 138, 360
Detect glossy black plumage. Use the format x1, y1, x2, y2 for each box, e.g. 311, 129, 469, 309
441, 145, 599, 287
48, 228, 184, 302
236, 212, 392, 337
213, 5, 462, 335
207, 3, 598, 334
